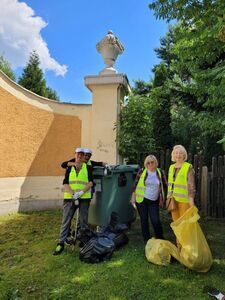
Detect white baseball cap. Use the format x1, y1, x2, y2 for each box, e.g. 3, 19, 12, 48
83, 148, 93, 154
75, 147, 85, 153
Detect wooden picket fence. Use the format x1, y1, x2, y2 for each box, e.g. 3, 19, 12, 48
139, 150, 225, 218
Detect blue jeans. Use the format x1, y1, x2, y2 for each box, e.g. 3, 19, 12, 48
137, 197, 163, 243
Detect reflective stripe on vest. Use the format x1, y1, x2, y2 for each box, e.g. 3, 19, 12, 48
135, 168, 163, 203
167, 162, 190, 203
64, 164, 91, 199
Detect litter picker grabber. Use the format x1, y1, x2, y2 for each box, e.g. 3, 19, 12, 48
72, 205, 79, 251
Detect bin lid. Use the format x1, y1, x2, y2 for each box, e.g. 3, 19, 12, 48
93, 164, 139, 176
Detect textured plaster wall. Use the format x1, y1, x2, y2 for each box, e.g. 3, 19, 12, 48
0, 87, 81, 177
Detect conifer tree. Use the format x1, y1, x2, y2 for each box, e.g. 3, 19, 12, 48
18, 51, 47, 97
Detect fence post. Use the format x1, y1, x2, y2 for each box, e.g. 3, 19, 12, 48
211, 157, 218, 217
217, 156, 224, 218
201, 166, 208, 216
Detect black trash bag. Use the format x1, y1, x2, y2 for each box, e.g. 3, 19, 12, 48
107, 232, 129, 250
109, 211, 119, 228
77, 227, 96, 245
79, 236, 115, 263
98, 212, 129, 250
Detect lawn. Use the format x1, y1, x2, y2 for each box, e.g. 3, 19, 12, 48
0, 209, 224, 300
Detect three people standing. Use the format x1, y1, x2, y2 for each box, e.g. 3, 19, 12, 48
55, 144, 196, 254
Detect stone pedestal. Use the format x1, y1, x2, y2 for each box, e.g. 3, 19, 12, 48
85, 73, 130, 164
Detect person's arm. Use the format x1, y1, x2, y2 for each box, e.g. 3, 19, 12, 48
187, 166, 196, 206
161, 169, 168, 197
61, 158, 75, 169
130, 168, 143, 208
130, 192, 137, 209
90, 160, 108, 167
159, 169, 167, 207
81, 165, 93, 193
132, 168, 142, 192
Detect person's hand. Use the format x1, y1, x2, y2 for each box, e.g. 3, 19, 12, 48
130, 194, 137, 210
104, 164, 111, 170
159, 198, 164, 208
73, 191, 84, 199
68, 162, 76, 167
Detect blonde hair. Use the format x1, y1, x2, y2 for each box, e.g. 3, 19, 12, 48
144, 155, 158, 168
171, 145, 187, 162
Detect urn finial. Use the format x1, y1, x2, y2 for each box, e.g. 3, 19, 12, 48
96, 30, 124, 74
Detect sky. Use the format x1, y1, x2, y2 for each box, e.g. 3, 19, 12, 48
0, 0, 169, 103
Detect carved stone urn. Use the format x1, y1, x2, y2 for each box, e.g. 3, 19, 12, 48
96, 30, 124, 75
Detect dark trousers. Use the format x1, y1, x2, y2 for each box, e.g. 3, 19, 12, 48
59, 198, 90, 243
137, 197, 163, 243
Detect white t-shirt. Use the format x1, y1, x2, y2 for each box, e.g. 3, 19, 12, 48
144, 170, 160, 201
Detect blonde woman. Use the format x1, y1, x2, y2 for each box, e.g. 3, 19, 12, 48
130, 155, 167, 244
167, 145, 196, 224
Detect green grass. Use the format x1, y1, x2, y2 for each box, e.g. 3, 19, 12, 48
0, 209, 224, 300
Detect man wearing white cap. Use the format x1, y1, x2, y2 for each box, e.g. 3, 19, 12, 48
53, 148, 93, 255
61, 148, 106, 169
60, 148, 107, 244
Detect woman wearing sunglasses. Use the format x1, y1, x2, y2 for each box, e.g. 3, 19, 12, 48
130, 155, 167, 244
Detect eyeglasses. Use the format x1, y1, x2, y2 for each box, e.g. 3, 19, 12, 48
147, 161, 155, 165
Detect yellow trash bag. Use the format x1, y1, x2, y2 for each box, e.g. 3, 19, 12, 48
145, 238, 180, 266
145, 207, 213, 272
171, 206, 213, 273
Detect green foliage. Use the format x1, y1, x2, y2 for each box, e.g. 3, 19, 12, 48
0, 55, 16, 81
117, 94, 155, 162
217, 120, 225, 150
150, 63, 173, 150
132, 80, 152, 95
154, 27, 177, 67
46, 86, 60, 101
149, 1, 225, 159
150, 86, 173, 150
18, 51, 47, 97
0, 210, 224, 299
18, 51, 60, 101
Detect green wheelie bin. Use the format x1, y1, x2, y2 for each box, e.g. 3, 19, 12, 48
88, 165, 139, 226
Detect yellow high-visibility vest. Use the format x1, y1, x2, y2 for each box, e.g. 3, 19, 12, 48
64, 163, 91, 199
167, 162, 191, 203
135, 168, 164, 203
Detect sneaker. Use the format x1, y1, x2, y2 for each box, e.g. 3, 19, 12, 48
53, 243, 64, 255
65, 236, 74, 245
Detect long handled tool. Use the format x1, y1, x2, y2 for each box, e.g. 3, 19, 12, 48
72, 205, 79, 251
